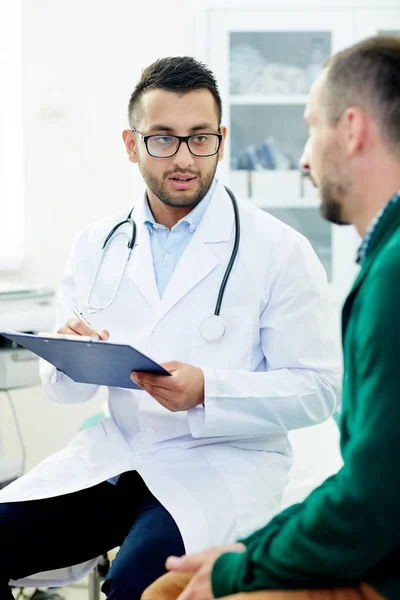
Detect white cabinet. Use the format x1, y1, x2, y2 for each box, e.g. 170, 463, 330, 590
196, 2, 399, 303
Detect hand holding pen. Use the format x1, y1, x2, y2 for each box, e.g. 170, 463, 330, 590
56, 305, 110, 341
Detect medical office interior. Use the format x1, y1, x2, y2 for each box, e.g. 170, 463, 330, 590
1, 0, 399, 598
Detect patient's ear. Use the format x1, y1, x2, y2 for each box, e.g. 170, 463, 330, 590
342, 106, 367, 159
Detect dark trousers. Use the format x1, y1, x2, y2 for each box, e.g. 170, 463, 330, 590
0, 471, 185, 599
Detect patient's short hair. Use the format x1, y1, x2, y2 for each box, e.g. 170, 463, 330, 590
324, 36, 400, 152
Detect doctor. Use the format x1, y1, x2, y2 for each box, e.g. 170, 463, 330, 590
0, 56, 341, 599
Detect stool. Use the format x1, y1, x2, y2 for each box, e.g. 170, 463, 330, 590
88, 553, 110, 600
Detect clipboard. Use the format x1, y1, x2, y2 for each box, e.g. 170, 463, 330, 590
0, 331, 171, 390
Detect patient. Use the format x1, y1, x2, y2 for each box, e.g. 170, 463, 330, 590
142, 35, 400, 600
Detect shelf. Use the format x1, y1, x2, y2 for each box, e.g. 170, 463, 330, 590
229, 94, 309, 105
230, 169, 320, 205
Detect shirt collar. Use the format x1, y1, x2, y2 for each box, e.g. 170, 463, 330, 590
356, 189, 400, 265
143, 178, 217, 234
143, 197, 158, 230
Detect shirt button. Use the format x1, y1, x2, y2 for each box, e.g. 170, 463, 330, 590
154, 324, 163, 333
189, 224, 196, 233
165, 254, 171, 260
146, 427, 156, 435
135, 456, 144, 465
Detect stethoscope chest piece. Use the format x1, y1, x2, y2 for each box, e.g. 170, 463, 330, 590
200, 315, 226, 341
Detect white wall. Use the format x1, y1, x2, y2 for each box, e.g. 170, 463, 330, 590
1, 0, 196, 471
21, 0, 195, 289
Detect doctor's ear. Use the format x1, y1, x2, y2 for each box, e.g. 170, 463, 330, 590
122, 129, 139, 164
218, 126, 227, 162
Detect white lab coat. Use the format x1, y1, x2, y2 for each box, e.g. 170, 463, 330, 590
1, 181, 341, 587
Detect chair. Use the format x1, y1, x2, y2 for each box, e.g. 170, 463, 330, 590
87, 553, 110, 600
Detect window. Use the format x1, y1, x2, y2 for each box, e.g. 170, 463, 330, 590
0, 0, 24, 269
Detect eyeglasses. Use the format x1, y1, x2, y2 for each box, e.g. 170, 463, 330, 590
131, 128, 222, 158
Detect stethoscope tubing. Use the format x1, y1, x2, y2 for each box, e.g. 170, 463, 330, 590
85, 186, 240, 333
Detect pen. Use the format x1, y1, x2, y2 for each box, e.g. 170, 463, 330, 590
70, 305, 97, 335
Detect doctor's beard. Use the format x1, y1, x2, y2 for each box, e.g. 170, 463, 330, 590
138, 158, 218, 208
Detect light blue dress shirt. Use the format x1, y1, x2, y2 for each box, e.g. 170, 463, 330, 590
143, 180, 217, 298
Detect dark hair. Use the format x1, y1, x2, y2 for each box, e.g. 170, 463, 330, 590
324, 35, 400, 151
128, 56, 222, 128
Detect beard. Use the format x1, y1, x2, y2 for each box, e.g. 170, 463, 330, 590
317, 145, 352, 226
138, 158, 219, 209
319, 177, 351, 225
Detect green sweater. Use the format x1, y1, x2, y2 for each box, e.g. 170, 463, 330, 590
212, 199, 400, 600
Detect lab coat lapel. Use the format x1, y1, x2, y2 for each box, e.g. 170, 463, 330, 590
126, 198, 160, 310
154, 182, 235, 324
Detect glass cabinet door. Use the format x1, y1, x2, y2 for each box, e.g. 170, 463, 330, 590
207, 8, 358, 303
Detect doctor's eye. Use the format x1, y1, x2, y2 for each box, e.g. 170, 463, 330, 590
152, 136, 175, 145
191, 135, 209, 144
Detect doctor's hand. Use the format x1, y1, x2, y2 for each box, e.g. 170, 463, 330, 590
165, 543, 246, 600
131, 361, 204, 411
57, 319, 110, 341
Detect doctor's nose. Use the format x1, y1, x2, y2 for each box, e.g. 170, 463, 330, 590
172, 141, 195, 169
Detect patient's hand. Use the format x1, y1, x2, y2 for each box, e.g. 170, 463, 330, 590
166, 543, 245, 573
166, 543, 246, 600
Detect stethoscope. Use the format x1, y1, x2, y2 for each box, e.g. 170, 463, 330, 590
86, 186, 240, 341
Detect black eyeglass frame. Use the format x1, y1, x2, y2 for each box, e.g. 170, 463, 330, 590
131, 128, 223, 158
